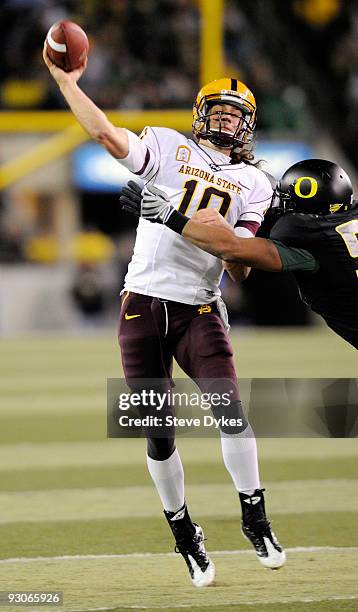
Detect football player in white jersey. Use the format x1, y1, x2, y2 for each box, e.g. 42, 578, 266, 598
43, 46, 285, 586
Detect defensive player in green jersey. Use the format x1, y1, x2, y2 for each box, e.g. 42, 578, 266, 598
121, 159, 358, 349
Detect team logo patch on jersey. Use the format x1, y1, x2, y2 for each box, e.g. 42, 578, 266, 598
198, 304, 212, 315
176, 146, 191, 163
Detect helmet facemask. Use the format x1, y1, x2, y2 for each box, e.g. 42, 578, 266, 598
271, 183, 296, 216
193, 94, 256, 150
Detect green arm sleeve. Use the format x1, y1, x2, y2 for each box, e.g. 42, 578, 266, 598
270, 240, 320, 273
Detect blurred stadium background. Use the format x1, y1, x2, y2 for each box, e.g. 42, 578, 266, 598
1, 0, 358, 331
0, 1, 357, 611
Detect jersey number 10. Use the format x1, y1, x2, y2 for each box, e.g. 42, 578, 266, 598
178, 179, 232, 218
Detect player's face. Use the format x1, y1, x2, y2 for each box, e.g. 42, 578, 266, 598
208, 104, 243, 135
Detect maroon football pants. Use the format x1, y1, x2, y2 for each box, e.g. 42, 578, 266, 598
118, 291, 244, 457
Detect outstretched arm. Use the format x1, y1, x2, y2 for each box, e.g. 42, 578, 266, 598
119, 181, 283, 272
119, 182, 319, 274
183, 211, 283, 272
42, 44, 129, 158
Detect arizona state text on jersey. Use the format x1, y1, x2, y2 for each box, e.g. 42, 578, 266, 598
119, 127, 271, 304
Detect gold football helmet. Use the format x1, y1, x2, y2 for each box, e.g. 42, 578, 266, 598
192, 77, 257, 149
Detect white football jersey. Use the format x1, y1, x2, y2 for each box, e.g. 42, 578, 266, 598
119, 127, 272, 304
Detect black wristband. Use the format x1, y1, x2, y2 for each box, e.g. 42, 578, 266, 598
165, 209, 190, 235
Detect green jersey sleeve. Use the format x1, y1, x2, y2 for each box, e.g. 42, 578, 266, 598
270, 240, 319, 272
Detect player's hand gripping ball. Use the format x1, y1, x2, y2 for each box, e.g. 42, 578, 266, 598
45, 21, 89, 72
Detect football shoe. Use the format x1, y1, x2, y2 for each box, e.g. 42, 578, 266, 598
164, 503, 215, 587
239, 488, 286, 569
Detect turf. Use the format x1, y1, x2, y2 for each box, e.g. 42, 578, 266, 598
1, 511, 358, 559
97, 604, 358, 612
1, 456, 357, 492
1, 550, 358, 610
0, 330, 357, 611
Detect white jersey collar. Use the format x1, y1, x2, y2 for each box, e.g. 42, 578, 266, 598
198, 143, 232, 164
191, 140, 245, 170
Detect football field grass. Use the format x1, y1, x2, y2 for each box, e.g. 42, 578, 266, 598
0, 328, 357, 612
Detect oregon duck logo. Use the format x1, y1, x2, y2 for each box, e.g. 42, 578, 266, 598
294, 176, 318, 199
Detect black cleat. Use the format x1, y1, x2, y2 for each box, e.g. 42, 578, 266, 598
164, 503, 215, 587
239, 488, 286, 569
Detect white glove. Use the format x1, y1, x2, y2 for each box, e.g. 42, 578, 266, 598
141, 184, 175, 224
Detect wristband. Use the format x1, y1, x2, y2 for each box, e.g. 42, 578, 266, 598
164, 208, 190, 235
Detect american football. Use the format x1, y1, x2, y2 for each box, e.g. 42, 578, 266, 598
46, 20, 89, 71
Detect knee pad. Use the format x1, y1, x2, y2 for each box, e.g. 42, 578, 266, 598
212, 399, 248, 434
147, 437, 176, 461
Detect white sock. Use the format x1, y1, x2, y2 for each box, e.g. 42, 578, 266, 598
146, 448, 185, 512
220, 424, 260, 494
